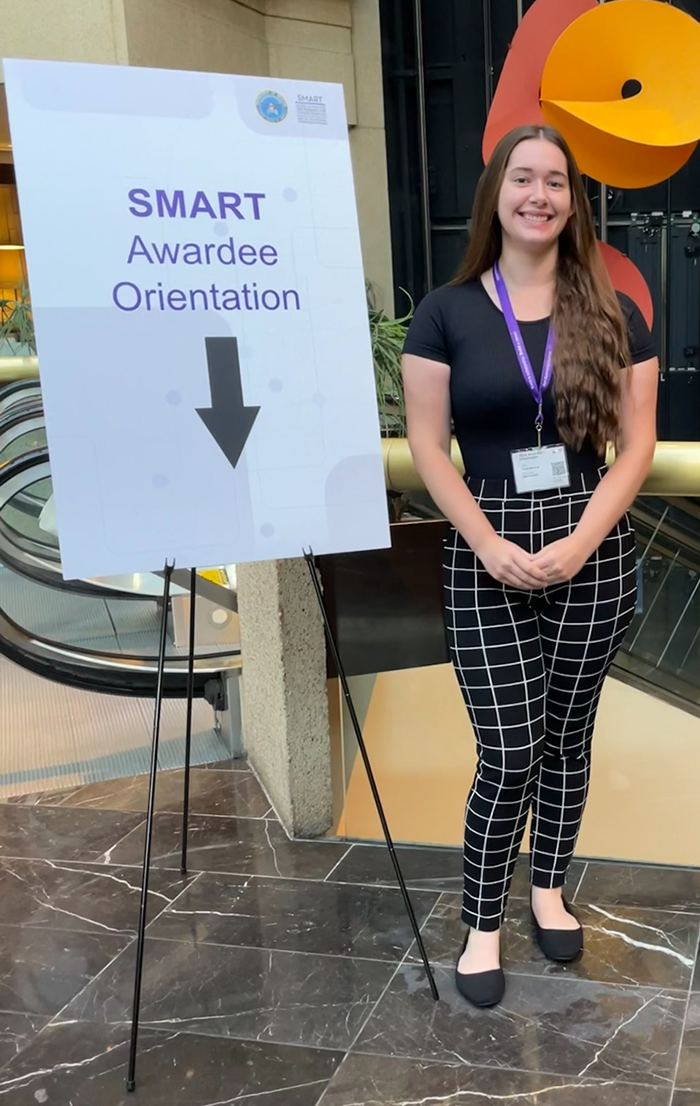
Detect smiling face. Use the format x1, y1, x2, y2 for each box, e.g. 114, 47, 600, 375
497, 137, 574, 251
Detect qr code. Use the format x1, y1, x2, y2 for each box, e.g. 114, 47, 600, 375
551, 461, 567, 478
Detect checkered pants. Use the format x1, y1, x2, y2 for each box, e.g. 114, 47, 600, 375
443, 470, 637, 931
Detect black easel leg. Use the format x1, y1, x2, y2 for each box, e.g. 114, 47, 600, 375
126, 560, 175, 1093
181, 566, 197, 875
302, 549, 440, 1001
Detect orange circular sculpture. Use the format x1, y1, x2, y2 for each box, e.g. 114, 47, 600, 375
541, 1, 700, 189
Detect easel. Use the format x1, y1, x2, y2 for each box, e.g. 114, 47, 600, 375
126, 552, 439, 1092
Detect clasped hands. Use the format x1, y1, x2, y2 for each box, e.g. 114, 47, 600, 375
474, 533, 589, 591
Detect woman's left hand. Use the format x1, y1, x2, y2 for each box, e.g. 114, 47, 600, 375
531, 534, 590, 585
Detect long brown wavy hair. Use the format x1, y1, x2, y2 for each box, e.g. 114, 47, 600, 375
452, 124, 630, 454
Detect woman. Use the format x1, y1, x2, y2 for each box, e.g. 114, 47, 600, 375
402, 125, 657, 1009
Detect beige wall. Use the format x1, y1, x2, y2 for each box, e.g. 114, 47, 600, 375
266, 3, 355, 118
0, 0, 128, 68
123, 0, 268, 76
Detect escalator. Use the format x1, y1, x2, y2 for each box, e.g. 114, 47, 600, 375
0, 380, 241, 704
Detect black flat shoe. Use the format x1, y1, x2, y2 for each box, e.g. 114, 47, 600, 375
531, 895, 583, 963
455, 930, 505, 1008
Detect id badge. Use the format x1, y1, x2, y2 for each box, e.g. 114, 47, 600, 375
511, 444, 570, 494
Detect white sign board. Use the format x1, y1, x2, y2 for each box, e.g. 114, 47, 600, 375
4, 59, 391, 580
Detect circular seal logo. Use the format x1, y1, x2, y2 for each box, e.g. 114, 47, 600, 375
256, 90, 288, 124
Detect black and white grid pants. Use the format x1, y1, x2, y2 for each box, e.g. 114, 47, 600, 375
443, 469, 637, 931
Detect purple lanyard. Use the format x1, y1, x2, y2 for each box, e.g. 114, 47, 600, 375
493, 261, 554, 447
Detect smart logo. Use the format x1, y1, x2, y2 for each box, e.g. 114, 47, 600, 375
255, 91, 288, 124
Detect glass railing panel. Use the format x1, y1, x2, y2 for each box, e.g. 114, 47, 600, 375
628, 560, 700, 670
635, 495, 700, 552
619, 495, 700, 707
657, 584, 700, 677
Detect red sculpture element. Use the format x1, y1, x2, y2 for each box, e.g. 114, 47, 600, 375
482, 0, 596, 164
597, 241, 654, 331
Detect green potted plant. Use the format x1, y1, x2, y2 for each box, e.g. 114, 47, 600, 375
0, 282, 36, 356
367, 282, 414, 521
367, 280, 412, 438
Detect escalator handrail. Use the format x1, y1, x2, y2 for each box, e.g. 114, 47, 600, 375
0, 603, 241, 698
0, 379, 41, 398
0, 446, 50, 483
0, 380, 42, 413
0, 601, 240, 666
0, 401, 43, 436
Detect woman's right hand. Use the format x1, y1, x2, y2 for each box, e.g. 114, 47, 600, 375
472, 534, 548, 590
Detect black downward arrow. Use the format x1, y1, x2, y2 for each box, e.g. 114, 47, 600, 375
196, 337, 260, 469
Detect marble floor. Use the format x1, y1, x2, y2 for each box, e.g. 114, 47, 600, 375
0, 761, 698, 1104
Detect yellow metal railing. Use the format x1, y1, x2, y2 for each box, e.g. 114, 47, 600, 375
0, 356, 38, 384
382, 438, 700, 497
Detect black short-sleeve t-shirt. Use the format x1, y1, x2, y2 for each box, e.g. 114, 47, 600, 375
403, 280, 655, 480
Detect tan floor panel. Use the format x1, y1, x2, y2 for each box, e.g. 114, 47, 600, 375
337, 664, 700, 867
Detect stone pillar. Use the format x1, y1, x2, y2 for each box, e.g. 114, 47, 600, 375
236, 558, 332, 837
